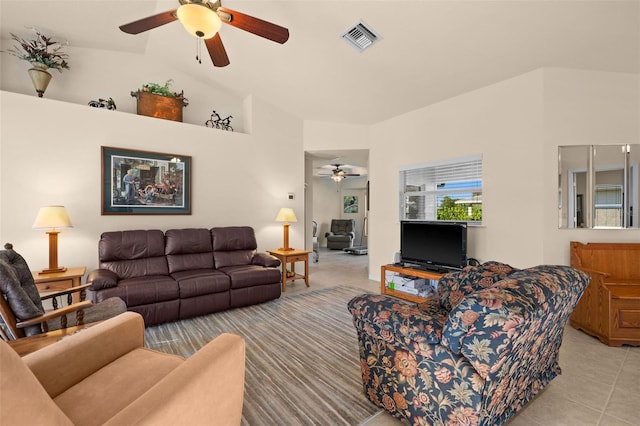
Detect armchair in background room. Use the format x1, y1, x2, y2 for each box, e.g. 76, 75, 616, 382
325, 219, 356, 250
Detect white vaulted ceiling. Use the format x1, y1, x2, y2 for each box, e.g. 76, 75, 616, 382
1, 0, 638, 125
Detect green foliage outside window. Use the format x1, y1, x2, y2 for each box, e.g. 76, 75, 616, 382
437, 196, 482, 221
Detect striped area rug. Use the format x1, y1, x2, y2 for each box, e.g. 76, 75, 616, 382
144, 286, 380, 426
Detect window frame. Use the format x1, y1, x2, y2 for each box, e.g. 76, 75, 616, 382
399, 154, 483, 224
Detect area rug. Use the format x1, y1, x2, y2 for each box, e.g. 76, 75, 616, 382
144, 286, 380, 426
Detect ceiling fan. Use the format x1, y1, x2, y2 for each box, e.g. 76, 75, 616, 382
119, 0, 289, 67
319, 164, 361, 182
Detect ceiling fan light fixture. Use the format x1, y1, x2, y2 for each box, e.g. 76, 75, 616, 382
332, 175, 344, 183
177, 3, 221, 39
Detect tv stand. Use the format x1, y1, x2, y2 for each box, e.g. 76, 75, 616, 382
381, 264, 445, 303
402, 263, 452, 274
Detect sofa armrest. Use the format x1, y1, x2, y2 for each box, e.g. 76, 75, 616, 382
252, 252, 281, 268
103, 333, 245, 426
25, 312, 145, 398
348, 294, 447, 344
87, 268, 119, 290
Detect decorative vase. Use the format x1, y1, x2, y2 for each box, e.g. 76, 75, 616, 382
27, 62, 52, 98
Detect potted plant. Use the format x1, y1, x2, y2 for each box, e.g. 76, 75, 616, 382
2, 29, 70, 97
131, 79, 188, 122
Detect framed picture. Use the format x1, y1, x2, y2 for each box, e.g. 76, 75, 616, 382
344, 195, 358, 213
101, 146, 191, 215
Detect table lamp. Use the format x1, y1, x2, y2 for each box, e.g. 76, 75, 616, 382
275, 207, 297, 251
32, 205, 73, 274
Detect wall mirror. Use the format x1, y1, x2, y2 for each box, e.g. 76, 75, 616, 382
558, 144, 639, 229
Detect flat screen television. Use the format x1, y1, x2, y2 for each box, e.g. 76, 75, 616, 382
400, 221, 468, 271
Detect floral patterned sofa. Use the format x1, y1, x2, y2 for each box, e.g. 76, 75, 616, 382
347, 262, 590, 426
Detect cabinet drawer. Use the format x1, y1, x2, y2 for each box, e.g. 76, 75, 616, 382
36, 279, 73, 293
287, 255, 308, 263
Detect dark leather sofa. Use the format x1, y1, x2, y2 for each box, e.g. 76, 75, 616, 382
87, 227, 281, 326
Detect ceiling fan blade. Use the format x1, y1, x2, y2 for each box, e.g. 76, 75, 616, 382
205, 34, 230, 67
119, 9, 178, 34
218, 7, 289, 44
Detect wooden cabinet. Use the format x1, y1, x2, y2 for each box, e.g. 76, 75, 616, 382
380, 264, 444, 303
570, 242, 640, 347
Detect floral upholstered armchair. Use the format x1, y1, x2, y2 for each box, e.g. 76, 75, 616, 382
347, 262, 590, 426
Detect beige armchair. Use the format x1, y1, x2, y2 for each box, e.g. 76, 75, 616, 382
1, 312, 245, 425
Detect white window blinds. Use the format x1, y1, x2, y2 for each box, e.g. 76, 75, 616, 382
399, 155, 483, 222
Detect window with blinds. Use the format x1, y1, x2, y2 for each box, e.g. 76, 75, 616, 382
594, 184, 623, 227
399, 154, 483, 223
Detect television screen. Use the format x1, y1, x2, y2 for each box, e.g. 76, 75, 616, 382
400, 221, 467, 271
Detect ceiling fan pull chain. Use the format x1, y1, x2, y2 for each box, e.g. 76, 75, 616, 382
196, 38, 202, 64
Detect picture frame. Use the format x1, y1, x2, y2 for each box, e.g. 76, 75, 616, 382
344, 195, 358, 213
101, 146, 191, 215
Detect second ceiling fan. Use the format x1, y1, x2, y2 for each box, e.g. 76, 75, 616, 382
119, 0, 289, 67
319, 164, 361, 182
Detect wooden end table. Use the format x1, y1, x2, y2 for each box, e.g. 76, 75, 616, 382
33, 266, 86, 304
267, 249, 311, 291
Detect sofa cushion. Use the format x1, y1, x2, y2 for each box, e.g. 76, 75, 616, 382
348, 294, 447, 344
438, 261, 517, 311
99, 230, 168, 279
53, 347, 183, 426
211, 227, 258, 268
171, 269, 230, 297
326, 235, 352, 243
165, 228, 214, 274
211, 226, 258, 251
94, 276, 179, 307
218, 265, 281, 289
214, 250, 255, 269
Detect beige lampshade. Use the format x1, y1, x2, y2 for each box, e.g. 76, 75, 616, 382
177, 3, 222, 39
275, 208, 297, 223
32, 206, 73, 230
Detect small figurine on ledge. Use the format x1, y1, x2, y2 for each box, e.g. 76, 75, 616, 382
205, 110, 233, 132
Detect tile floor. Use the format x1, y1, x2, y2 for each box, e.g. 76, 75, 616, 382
282, 248, 640, 426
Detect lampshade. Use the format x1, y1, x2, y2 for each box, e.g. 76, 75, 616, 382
177, 3, 222, 39
32, 206, 73, 230
331, 175, 344, 183
275, 208, 297, 223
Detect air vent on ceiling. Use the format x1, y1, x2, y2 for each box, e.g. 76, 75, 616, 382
341, 20, 381, 52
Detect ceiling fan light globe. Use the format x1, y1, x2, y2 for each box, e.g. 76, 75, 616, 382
177, 3, 222, 39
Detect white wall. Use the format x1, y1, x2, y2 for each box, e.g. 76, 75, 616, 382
2, 61, 637, 282
303, 120, 369, 151
0, 91, 304, 273
368, 68, 639, 280
0, 44, 247, 132
541, 68, 640, 264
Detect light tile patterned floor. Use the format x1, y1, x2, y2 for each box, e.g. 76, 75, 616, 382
286, 248, 640, 426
